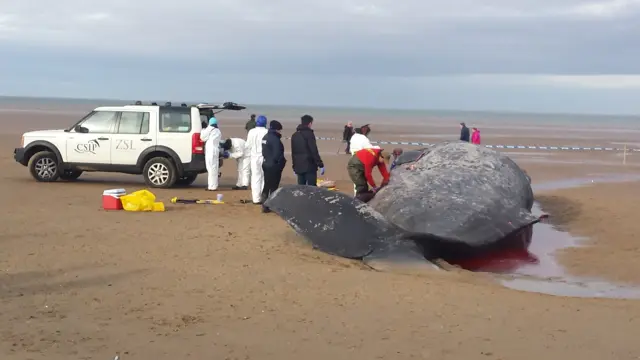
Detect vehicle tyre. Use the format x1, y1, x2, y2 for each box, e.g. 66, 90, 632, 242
28, 151, 61, 182
176, 174, 198, 186
60, 169, 83, 181
143, 157, 178, 188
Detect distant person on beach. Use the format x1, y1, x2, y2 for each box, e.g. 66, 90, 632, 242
342, 121, 354, 154
245, 114, 256, 132
459, 122, 470, 142
291, 115, 325, 186
471, 127, 481, 145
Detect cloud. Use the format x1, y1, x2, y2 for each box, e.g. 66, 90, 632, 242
1, 0, 640, 114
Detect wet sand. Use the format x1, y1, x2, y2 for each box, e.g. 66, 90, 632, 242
1, 104, 640, 359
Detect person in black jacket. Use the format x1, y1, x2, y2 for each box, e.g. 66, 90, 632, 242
342, 121, 354, 154
261, 120, 286, 212
459, 122, 470, 142
291, 115, 324, 186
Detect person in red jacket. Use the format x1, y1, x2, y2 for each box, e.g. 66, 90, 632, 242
347, 147, 390, 203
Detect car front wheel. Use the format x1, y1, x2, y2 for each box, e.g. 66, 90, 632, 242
143, 157, 177, 188
28, 151, 61, 182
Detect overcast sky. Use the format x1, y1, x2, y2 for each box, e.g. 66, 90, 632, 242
1, 0, 640, 114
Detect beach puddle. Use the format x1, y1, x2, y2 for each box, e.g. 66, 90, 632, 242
474, 176, 640, 299
533, 173, 640, 192
493, 204, 640, 299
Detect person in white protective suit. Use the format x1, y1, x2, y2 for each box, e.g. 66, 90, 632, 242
200, 117, 223, 191
221, 137, 250, 190
245, 115, 269, 204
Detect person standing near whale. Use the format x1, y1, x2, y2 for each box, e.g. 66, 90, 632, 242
291, 115, 324, 186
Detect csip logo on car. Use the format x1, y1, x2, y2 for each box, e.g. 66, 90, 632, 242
74, 139, 100, 154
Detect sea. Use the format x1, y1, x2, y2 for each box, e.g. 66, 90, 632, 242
0, 95, 639, 131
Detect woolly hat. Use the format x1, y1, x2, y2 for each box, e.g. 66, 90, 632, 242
269, 120, 283, 130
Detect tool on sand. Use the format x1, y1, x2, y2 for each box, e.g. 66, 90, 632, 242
170, 197, 224, 205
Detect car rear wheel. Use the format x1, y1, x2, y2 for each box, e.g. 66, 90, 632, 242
143, 157, 177, 188
28, 151, 60, 182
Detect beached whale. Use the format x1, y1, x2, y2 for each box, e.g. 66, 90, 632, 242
264, 141, 543, 269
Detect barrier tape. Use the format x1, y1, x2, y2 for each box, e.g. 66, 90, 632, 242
280, 136, 639, 152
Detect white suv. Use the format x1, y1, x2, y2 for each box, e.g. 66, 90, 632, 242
13, 101, 245, 188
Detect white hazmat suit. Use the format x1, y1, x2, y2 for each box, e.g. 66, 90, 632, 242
228, 137, 250, 188
200, 125, 222, 191
245, 125, 268, 203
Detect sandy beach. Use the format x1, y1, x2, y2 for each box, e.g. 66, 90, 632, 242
1, 101, 640, 359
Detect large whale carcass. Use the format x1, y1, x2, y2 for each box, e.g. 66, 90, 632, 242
264, 141, 544, 271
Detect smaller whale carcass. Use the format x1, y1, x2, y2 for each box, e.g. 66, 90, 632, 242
265, 141, 544, 270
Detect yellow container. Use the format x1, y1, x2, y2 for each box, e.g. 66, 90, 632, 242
152, 202, 165, 212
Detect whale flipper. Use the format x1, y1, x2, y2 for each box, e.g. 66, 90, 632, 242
264, 185, 406, 259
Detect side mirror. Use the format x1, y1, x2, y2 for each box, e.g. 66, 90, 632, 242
74, 125, 88, 133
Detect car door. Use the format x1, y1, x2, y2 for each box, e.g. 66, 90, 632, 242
66, 110, 117, 164
110, 110, 157, 166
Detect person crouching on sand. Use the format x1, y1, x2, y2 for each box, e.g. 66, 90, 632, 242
471, 127, 481, 145
348, 148, 390, 203
222, 138, 250, 190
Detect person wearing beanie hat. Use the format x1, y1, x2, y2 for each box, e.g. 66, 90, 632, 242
200, 116, 223, 191
256, 115, 267, 127
290, 114, 324, 186
260, 120, 286, 213
245, 114, 269, 204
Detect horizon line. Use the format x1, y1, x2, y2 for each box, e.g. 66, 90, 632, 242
0, 94, 638, 119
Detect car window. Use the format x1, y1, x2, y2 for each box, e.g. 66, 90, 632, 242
160, 110, 191, 133
118, 111, 150, 134
79, 111, 118, 133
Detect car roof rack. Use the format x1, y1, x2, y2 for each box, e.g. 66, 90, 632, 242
129, 101, 246, 114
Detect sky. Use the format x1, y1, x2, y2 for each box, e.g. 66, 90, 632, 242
1, 0, 640, 114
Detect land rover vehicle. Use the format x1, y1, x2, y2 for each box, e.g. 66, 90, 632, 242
13, 101, 246, 188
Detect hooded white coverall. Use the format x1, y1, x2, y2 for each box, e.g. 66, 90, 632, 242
349, 133, 380, 195
245, 126, 268, 203
200, 125, 222, 190
229, 137, 250, 187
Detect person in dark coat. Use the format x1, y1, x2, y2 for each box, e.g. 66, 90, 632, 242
342, 121, 354, 154
261, 120, 286, 213
291, 114, 324, 186
459, 122, 470, 142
